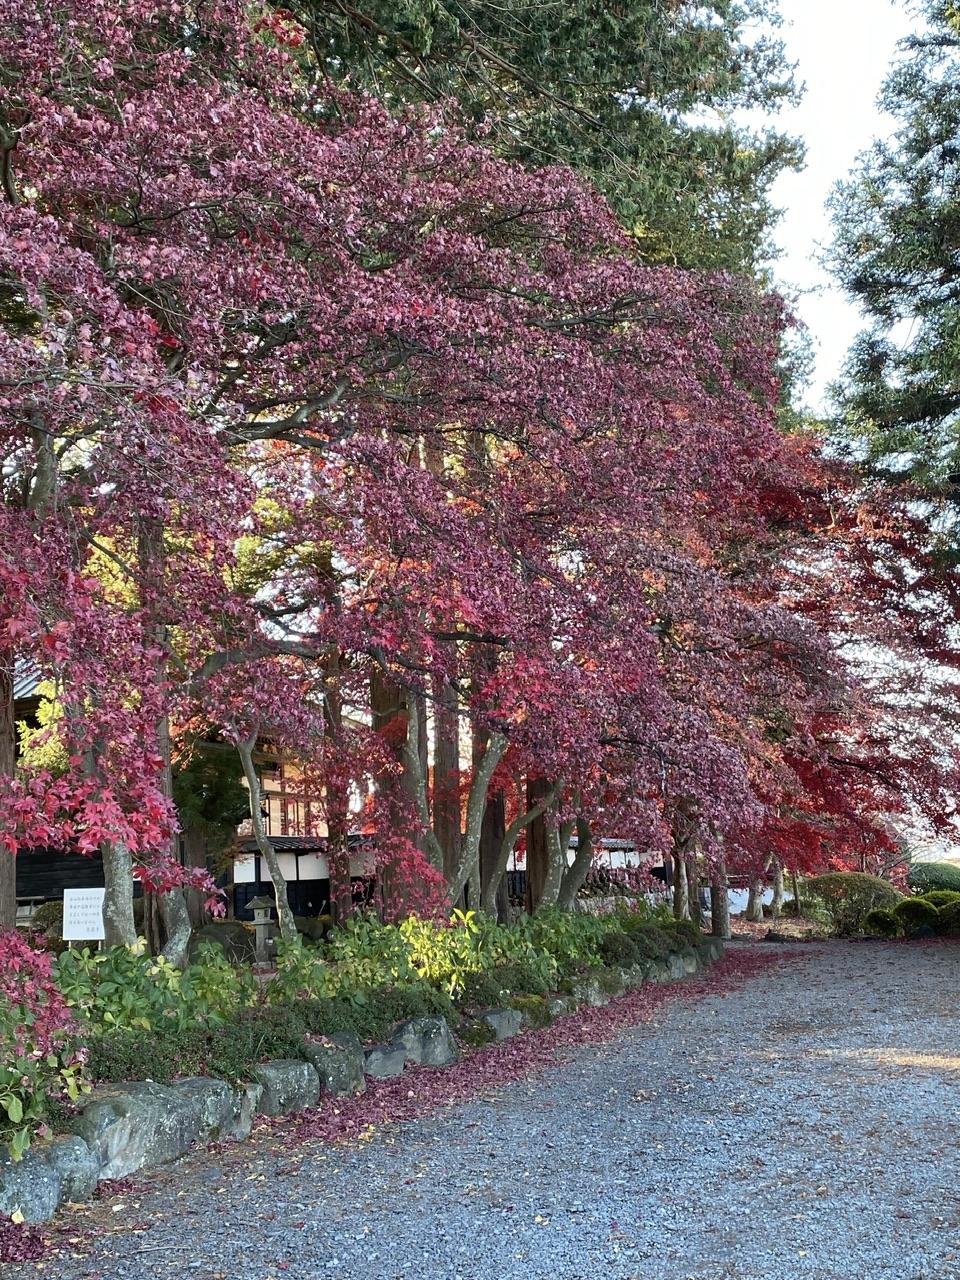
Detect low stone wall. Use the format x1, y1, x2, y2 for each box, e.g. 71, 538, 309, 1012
0, 940, 724, 1224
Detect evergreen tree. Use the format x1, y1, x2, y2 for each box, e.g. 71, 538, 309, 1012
304, 0, 801, 272
831, 2, 960, 489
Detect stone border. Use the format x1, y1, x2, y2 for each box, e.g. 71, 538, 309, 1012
0, 940, 723, 1224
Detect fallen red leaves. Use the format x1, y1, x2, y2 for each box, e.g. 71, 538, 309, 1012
0, 1218, 46, 1263
282, 948, 784, 1147
0, 948, 785, 1265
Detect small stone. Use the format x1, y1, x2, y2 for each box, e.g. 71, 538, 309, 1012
546, 994, 575, 1018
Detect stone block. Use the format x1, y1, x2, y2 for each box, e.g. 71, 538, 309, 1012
478, 1007, 524, 1041
302, 1032, 366, 1096
391, 1017, 459, 1068
76, 1081, 207, 1180
188, 921, 255, 965
174, 1077, 237, 1139
546, 994, 575, 1018
0, 1149, 63, 1223
42, 1136, 98, 1204
225, 1082, 263, 1140
251, 1061, 320, 1116
567, 974, 610, 1008
618, 964, 647, 990
363, 1044, 407, 1079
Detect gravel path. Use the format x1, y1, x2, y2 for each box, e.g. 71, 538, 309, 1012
18, 941, 960, 1280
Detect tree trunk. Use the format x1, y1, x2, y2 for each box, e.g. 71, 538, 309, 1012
324, 649, 353, 922
478, 782, 509, 920
524, 776, 551, 913
791, 867, 802, 917
537, 815, 575, 912
401, 695, 445, 872
237, 736, 297, 940
159, 885, 192, 967
433, 673, 461, 885
157, 713, 191, 967
557, 815, 593, 909
710, 862, 731, 940
450, 729, 507, 903
673, 855, 689, 920
143, 892, 162, 953
101, 841, 138, 946
746, 876, 765, 922
182, 830, 210, 928
770, 857, 785, 920
474, 708, 509, 919
480, 780, 559, 917
0, 666, 16, 929
686, 854, 702, 928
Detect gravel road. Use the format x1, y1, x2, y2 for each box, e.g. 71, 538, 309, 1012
16, 941, 960, 1280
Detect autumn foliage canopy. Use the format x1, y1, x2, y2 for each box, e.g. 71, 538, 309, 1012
0, 0, 956, 922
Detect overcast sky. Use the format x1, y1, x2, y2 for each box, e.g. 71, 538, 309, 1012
761, 0, 915, 414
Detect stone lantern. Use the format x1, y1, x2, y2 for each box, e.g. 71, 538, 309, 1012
247, 895, 275, 962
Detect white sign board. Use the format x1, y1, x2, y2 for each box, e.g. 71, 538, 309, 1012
62, 888, 106, 941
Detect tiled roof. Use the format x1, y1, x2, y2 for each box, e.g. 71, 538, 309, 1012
13, 660, 41, 702
238, 834, 370, 855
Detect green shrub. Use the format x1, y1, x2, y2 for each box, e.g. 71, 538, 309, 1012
863, 907, 901, 938
597, 930, 642, 967
918, 890, 960, 911
660, 918, 706, 951
908, 862, 960, 895
31, 900, 64, 937
458, 1019, 497, 1048
893, 897, 940, 935
55, 940, 255, 1033
293, 983, 456, 1042
88, 1003, 313, 1085
802, 873, 902, 936
939, 902, 960, 935
266, 938, 338, 1004
458, 962, 550, 1008
0, 933, 87, 1158
285, 910, 561, 1002
326, 916, 419, 990
523, 908, 609, 978
88, 982, 461, 1085
510, 994, 553, 1029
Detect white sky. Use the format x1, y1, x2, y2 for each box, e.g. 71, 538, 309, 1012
760, 0, 915, 414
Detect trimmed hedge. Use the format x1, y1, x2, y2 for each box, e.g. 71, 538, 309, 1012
893, 897, 940, 935
864, 907, 901, 938
87, 984, 458, 1086
939, 902, 960, 936
83, 917, 708, 1086
458, 963, 551, 1007
908, 862, 960, 895
918, 890, 960, 911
